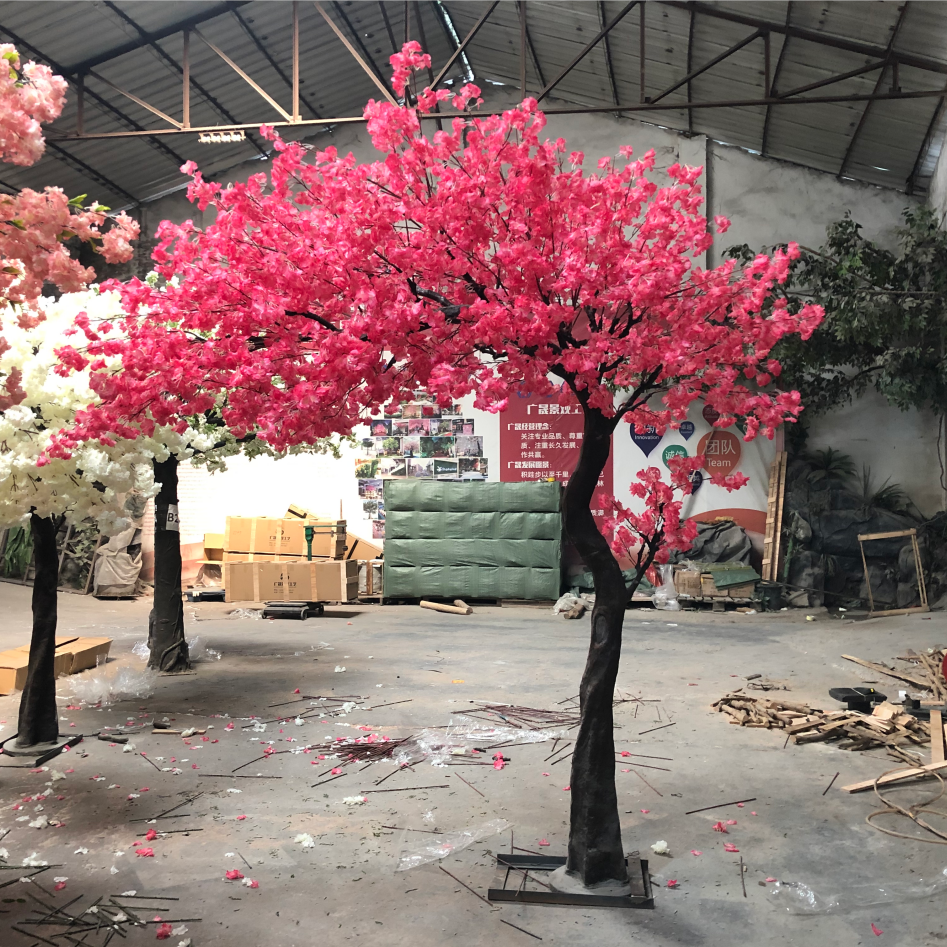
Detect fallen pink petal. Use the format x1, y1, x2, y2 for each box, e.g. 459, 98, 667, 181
640, 809, 650, 814
225, 869, 244, 880
155, 922, 173, 939
871, 923, 884, 936
766, 877, 777, 883
136, 847, 155, 857
538, 839, 550, 846
712, 821, 728, 833
690, 850, 702, 856
723, 843, 739, 853
666, 879, 679, 888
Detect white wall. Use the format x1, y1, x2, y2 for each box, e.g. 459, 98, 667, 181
135, 93, 941, 545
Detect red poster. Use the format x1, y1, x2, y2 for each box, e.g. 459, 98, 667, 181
499, 390, 613, 530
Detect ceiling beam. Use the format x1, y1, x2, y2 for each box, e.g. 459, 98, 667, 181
48, 86, 947, 142
536, 0, 640, 104
313, 1, 397, 105
45, 141, 137, 204
100, 2, 268, 157
685, 4, 695, 132
777, 60, 887, 99
662, 1, 947, 77
650, 29, 761, 105
228, 7, 324, 120
838, 3, 910, 178
431, 0, 499, 88
68, 2, 250, 75
760, 2, 792, 157
906, 82, 947, 193
0, 23, 188, 174
600, 0, 620, 108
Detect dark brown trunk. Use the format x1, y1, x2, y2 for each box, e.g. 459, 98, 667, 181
16, 514, 60, 748
149, 456, 190, 672
563, 407, 628, 886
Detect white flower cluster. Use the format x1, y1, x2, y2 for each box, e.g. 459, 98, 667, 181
0, 288, 194, 534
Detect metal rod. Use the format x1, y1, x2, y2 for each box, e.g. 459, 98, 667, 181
313, 1, 397, 105
77, 73, 84, 135
778, 59, 886, 99
684, 797, 756, 815
686, 5, 694, 132
761, 1, 792, 155
764, 30, 771, 97
536, 0, 639, 103
519, 0, 527, 97
182, 30, 190, 128
650, 29, 762, 105
639, 1, 646, 102
292, 1, 299, 122
600, 0, 619, 107
48, 88, 947, 141
663, 1, 947, 78
430, 0, 499, 88
193, 26, 292, 121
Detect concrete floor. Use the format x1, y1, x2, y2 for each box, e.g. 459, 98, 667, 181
0, 585, 944, 947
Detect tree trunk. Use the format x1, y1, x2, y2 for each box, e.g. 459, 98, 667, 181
563, 407, 628, 887
149, 456, 189, 672
16, 514, 60, 748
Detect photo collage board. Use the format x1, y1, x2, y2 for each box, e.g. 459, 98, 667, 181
355, 395, 490, 539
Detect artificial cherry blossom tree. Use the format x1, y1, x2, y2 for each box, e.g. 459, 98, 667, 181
0, 288, 200, 748
57, 46, 821, 886
0, 42, 138, 411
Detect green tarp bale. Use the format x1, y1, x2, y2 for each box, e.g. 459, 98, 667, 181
383, 481, 562, 600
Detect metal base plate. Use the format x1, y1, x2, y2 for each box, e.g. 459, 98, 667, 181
488, 853, 654, 908
0, 733, 83, 766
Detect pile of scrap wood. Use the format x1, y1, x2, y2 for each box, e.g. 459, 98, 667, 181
713, 693, 933, 764
841, 647, 947, 700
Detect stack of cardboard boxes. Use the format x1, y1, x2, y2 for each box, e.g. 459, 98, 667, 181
0, 636, 112, 695
220, 512, 380, 603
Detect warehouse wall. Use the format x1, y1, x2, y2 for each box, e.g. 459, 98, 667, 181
134, 94, 941, 576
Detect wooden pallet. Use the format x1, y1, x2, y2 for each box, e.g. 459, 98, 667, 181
761, 450, 788, 582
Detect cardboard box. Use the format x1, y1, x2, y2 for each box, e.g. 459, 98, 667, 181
13, 636, 113, 676
224, 560, 358, 603
204, 533, 225, 561
222, 550, 304, 563
359, 559, 383, 596
346, 533, 383, 561
673, 570, 702, 597
224, 516, 346, 559
0, 650, 31, 694
700, 574, 756, 598
59, 636, 112, 673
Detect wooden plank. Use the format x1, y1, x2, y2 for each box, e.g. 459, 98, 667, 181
857, 528, 916, 541
840, 654, 931, 689
772, 451, 788, 580
840, 759, 947, 793
931, 710, 945, 764
865, 606, 930, 619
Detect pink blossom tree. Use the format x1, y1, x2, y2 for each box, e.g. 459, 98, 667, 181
0, 43, 138, 410
57, 46, 820, 886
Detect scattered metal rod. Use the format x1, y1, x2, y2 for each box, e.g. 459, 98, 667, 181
438, 864, 496, 908
138, 754, 162, 771
822, 772, 840, 795
360, 784, 451, 793
638, 722, 676, 736
739, 855, 747, 898
236, 851, 254, 871
615, 752, 673, 761
507, 865, 552, 890
684, 798, 757, 815
381, 825, 443, 834
543, 742, 571, 762
151, 827, 203, 834
549, 750, 573, 766
374, 763, 413, 786
499, 919, 542, 940
453, 771, 486, 798
110, 894, 180, 900
512, 845, 542, 855
631, 769, 663, 797
232, 750, 290, 772
143, 793, 203, 821
364, 699, 413, 711
199, 773, 282, 779
617, 761, 670, 772
311, 772, 347, 789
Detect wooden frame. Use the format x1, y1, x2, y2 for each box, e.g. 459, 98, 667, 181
761, 450, 787, 581
857, 527, 928, 618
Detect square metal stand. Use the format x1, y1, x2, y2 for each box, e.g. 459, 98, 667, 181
488, 853, 654, 908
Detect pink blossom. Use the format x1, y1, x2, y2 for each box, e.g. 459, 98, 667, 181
136, 847, 155, 857
871, 923, 883, 936
225, 869, 244, 880
690, 850, 702, 856
666, 879, 679, 888
155, 922, 173, 939
723, 843, 739, 853
712, 822, 727, 833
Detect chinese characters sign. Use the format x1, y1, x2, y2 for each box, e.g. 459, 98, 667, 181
499, 391, 613, 528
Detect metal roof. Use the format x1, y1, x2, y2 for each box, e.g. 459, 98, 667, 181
0, 1, 944, 210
